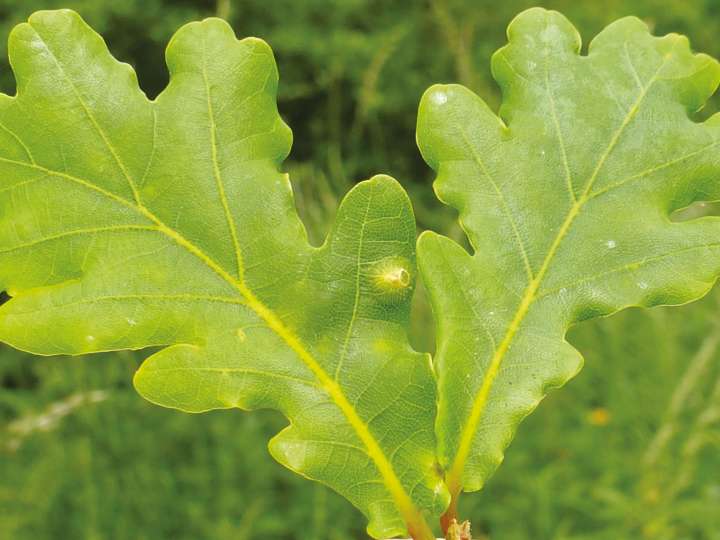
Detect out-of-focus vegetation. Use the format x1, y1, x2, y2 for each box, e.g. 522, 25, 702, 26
1, 0, 719, 538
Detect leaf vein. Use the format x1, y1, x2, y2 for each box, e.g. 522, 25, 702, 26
202, 36, 245, 281
0, 225, 157, 254
28, 24, 142, 204
543, 19, 575, 203
459, 127, 535, 281
335, 187, 373, 381
0, 120, 35, 164
537, 240, 720, 300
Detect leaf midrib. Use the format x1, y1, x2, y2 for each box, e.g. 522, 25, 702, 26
15, 22, 432, 537
445, 48, 671, 492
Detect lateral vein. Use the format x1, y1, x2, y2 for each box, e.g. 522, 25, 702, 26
202, 35, 245, 281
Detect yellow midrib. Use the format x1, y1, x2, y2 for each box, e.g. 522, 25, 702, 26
145, 210, 432, 536
445, 201, 580, 492
446, 56, 667, 492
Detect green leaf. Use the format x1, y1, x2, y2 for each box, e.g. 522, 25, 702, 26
0, 10, 448, 538
417, 7, 720, 506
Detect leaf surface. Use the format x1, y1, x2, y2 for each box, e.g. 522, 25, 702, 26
0, 11, 448, 538
417, 7, 720, 504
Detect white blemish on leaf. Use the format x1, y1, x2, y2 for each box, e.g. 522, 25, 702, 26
431, 90, 448, 105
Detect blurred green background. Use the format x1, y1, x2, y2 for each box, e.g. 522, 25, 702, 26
1, 0, 720, 538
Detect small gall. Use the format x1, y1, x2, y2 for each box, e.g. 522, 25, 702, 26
381, 267, 410, 288
371, 257, 412, 300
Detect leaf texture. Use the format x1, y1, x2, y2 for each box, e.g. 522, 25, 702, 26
0, 11, 448, 538
417, 7, 720, 502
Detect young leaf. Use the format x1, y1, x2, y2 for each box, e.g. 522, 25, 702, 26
417, 7, 720, 515
0, 11, 448, 538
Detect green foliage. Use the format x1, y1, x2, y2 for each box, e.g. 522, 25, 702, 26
1, 4, 720, 540
417, 7, 720, 515
0, 10, 446, 539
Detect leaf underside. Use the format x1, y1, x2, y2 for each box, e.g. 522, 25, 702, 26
417, 7, 720, 499
0, 10, 448, 538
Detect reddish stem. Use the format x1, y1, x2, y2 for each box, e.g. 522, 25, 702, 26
440, 490, 459, 535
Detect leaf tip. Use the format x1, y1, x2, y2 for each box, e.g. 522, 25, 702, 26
165, 16, 269, 74
131, 356, 163, 406
361, 172, 403, 190
505, 7, 581, 53
267, 427, 307, 473
417, 84, 480, 168
418, 84, 458, 116
416, 229, 442, 251
351, 174, 414, 218
26, 8, 83, 28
